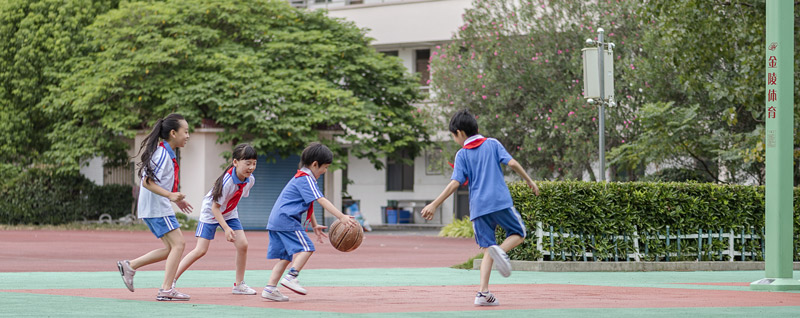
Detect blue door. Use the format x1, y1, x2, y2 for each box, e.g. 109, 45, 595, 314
237, 154, 324, 230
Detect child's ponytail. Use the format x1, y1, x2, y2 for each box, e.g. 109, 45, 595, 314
211, 143, 258, 202
211, 163, 235, 202
136, 113, 185, 183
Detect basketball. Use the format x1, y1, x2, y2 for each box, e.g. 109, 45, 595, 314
328, 219, 364, 252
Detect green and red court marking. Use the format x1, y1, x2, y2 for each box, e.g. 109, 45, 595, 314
2, 230, 800, 317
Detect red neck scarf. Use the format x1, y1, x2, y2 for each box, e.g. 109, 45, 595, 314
294, 170, 315, 223
159, 142, 179, 192
447, 137, 487, 186
222, 167, 247, 215
463, 137, 487, 149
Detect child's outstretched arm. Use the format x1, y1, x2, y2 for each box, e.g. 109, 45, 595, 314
317, 197, 359, 228
421, 180, 461, 220
507, 159, 540, 196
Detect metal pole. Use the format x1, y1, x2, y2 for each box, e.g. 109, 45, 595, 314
751, 0, 800, 291
597, 28, 605, 182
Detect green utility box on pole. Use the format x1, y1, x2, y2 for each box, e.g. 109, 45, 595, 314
750, 0, 800, 291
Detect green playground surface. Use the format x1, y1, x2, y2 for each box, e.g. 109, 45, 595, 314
2, 230, 800, 316
3, 268, 800, 317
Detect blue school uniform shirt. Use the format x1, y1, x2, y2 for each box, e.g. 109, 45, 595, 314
137, 141, 178, 218
451, 134, 514, 220
267, 167, 323, 231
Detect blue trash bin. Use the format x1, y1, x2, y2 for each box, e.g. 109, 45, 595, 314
386, 208, 398, 224
398, 209, 412, 224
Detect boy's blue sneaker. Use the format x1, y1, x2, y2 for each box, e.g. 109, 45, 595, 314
488, 245, 512, 277
474, 291, 499, 306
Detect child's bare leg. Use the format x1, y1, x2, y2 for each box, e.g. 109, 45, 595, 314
479, 235, 524, 292
129, 246, 169, 270
175, 237, 210, 281
499, 234, 524, 252
160, 229, 186, 290
288, 251, 313, 272
233, 230, 249, 283
268, 260, 291, 286
479, 248, 493, 292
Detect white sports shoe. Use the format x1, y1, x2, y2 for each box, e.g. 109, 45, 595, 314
474, 291, 499, 306
116, 260, 135, 292
261, 287, 289, 302
281, 275, 307, 295
232, 281, 257, 295
156, 288, 190, 301
488, 245, 512, 277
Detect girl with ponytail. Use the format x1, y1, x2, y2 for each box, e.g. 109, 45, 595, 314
117, 113, 194, 301
174, 143, 259, 295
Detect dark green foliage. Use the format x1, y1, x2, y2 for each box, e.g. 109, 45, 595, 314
0, 0, 121, 167
85, 183, 135, 220
501, 181, 800, 261
610, 1, 800, 184
641, 167, 717, 183
0, 169, 133, 224
37, 0, 429, 172
1, 0, 429, 172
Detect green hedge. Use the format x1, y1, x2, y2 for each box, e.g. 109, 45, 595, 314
503, 181, 800, 262
0, 168, 133, 225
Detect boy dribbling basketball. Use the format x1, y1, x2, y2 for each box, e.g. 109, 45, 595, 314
421, 109, 539, 306
261, 142, 359, 301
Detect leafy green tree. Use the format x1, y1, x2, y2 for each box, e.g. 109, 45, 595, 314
36, 0, 429, 172
431, 0, 644, 180
0, 0, 120, 167
610, 1, 800, 184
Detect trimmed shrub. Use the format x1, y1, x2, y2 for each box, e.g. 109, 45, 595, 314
0, 168, 133, 225
86, 183, 135, 220
500, 181, 799, 261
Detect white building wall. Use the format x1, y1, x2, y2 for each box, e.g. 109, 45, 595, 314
180, 129, 231, 216
79, 156, 105, 185
347, 152, 454, 226
323, 0, 471, 47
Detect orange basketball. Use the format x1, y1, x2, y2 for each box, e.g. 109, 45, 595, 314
328, 219, 364, 252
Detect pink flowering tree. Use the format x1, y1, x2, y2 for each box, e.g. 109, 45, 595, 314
431, 0, 644, 180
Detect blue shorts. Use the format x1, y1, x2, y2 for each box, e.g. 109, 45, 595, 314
143, 215, 180, 239
472, 207, 526, 248
195, 218, 244, 240
267, 230, 315, 261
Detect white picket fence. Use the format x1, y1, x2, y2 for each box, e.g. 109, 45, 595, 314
533, 222, 767, 262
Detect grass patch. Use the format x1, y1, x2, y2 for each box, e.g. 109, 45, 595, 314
451, 252, 483, 269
